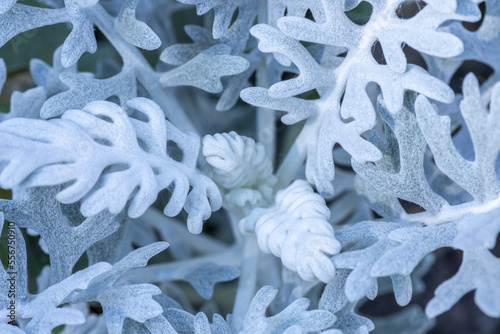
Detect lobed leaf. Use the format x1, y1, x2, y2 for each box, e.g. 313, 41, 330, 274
0, 98, 221, 232
240, 285, 336, 333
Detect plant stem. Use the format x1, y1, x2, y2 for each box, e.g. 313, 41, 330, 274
256, 0, 275, 160
229, 4, 275, 329
256, 69, 276, 160
232, 235, 259, 332
227, 210, 244, 245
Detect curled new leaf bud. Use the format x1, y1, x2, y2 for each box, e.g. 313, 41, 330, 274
202, 131, 276, 208
241, 180, 341, 282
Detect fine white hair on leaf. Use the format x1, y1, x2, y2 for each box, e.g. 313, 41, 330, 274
241, 180, 341, 282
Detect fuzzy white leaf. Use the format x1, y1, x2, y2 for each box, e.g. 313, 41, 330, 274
160, 45, 249, 93
240, 286, 336, 333
0, 98, 221, 232
114, 0, 161, 50
202, 131, 276, 207
241, 180, 341, 282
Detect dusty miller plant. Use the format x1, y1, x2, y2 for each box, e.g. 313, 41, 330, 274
0, 0, 499, 333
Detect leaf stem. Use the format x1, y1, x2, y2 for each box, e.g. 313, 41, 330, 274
403, 196, 500, 226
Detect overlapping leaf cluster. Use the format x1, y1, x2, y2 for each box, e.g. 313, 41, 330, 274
0, 0, 499, 333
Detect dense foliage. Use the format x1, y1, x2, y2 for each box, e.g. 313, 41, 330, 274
0, 0, 499, 333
